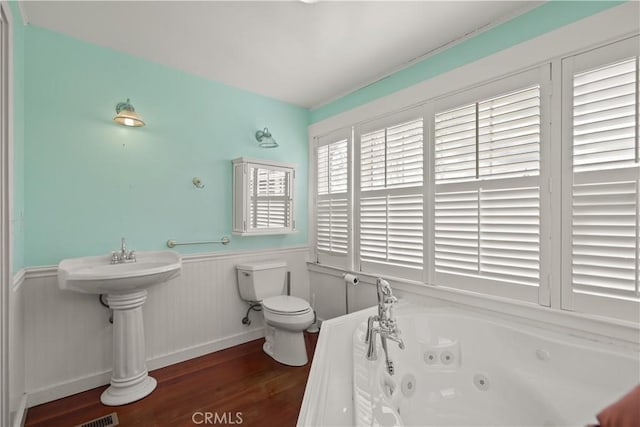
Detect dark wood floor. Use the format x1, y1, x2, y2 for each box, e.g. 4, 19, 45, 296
25, 333, 319, 427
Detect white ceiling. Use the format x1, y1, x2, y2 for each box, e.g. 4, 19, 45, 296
21, 1, 541, 108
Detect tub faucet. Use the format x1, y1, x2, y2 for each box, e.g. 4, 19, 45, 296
365, 278, 404, 375
110, 237, 136, 264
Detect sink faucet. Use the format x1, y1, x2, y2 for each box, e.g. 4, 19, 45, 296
111, 237, 136, 264
365, 277, 404, 375
120, 237, 127, 259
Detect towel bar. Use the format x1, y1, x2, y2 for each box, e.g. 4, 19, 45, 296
166, 236, 230, 248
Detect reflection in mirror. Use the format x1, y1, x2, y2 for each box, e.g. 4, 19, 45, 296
232, 158, 296, 235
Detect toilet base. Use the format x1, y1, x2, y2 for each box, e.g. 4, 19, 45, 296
263, 326, 308, 366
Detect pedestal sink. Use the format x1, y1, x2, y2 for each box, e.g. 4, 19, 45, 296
57, 250, 182, 406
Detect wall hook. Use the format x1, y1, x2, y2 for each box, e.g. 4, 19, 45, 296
192, 177, 205, 188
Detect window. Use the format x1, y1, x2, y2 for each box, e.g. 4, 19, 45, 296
309, 35, 639, 322
315, 129, 350, 267
356, 109, 424, 281
232, 158, 295, 236
432, 68, 549, 303
561, 36, 640, 321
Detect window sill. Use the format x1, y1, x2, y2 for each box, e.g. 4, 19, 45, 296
232, 229, 298, 237
306, 262, 640, 349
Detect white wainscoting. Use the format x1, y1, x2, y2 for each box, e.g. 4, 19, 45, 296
307, 265, 378, 321
17, 246, 310, 407
9, 269, 26, 423
308, 263, 640, 350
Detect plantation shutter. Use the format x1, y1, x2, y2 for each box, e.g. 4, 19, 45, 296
562, 37, 640, 321
358, 109, 424, 281
433, 68, 546, 302
250, 167, 290, 229
316, 130, 350, 267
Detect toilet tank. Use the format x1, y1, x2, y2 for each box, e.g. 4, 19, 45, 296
236, 261, 287, 302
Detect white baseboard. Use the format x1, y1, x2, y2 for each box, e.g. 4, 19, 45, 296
26, 328, 265, 407
146, 327, 265, 371
11, 394, 27, 427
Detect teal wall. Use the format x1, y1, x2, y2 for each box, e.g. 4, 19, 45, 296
10, 1, 626, 268
310, 1, 625, 123
23, 26, 309, 267
10, 0, 24, 274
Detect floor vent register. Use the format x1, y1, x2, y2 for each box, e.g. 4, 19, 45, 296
75, 412, 119, 427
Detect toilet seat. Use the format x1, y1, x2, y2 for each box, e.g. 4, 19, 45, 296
262, 295, 311, 315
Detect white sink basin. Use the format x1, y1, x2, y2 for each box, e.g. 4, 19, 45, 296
58, 250, 182, 294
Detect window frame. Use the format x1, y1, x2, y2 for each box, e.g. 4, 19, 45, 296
430, 65, 552, 305
313, 128, 352, 269
354, 107, 425, 282
308, 30, 640, 323
560, 35, 640, 322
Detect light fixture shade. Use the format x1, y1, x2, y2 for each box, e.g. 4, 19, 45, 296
255, 127, 278, 148
114, 99, 145, 127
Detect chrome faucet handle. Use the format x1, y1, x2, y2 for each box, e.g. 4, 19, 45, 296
384, 294, 398, 304
366, 327, 379, 360
377, 277, 393, 296
127, 250, 136, 261
376, 277, 394, 318
365, 315, 376, 344
110, 251, 120, 264
385, 333, 405, 350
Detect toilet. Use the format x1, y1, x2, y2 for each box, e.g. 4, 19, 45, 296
236, 261, 314, 366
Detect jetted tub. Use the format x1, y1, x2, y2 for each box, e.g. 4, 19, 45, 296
298, 304, 639, 427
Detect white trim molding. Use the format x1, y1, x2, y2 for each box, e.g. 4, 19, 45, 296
17, 245, 311, 276
10, 394, 25, 427
11, 268, 24, 291
0, 1, 14, 425
16, 2, 27, 26
308, 263, 640, 349
309, 3, 639, 135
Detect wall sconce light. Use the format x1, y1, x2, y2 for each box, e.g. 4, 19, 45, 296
255, 127, 278, 148
113, 98, 145, 127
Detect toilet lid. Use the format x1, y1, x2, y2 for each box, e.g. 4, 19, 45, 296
262, 296, 311, 314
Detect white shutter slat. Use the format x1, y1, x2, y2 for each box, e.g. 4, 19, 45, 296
316, 137, 349, 257
317, 198, 348, 254
435, 190, 478, 273
435, 83, 541, 290
478, 86, 540, 179
329, 140, 348, 194
435, 86, 540, 184
572, 180, 637, 297
359, 115, 424, 274
568, 53, 639, 306
435, 104, 477, 184
360, 197, 387, 262
479, 186, 540, 286
250, 166, 292, 230
254, 199, 288, 228
573, 57, 637, 173
361, 194, 423, 269
317, 145, 329, 196
361, 130, 386, 191
386, 119, 424, 189
435, 104, 476, 136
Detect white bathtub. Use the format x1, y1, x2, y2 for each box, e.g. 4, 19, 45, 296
298, 304, 639, 427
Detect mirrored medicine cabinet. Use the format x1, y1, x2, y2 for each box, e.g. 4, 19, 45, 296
232, 157, 296, 236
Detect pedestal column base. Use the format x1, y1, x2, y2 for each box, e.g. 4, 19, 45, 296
102, 290, 155, 406
101, 376, 157, 406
